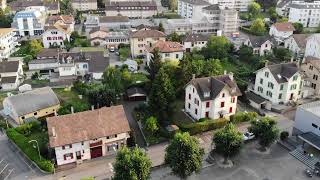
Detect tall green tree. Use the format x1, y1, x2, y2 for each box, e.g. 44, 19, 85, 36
256, 0, 277, 12
267, 7, 277, 22
203, 59, 223, 76
145, 116, 159, 135
146, 48, 162, 83
249, 117, 279, 151
201, 36, 232, 59
273, 47, 292, 62
213, 123, 243, 164
169, 0, 177, 11
113, 147, 152, 180
165, 132, 204, 179
239, 45, 254, 62
87, 85, 116, 108
248, 2, 261, 16
30, 39, 43, 57
250, 18, 266, 35
102, 67, 125, 95
148, 67, 175, 122
167, 32, 182, 42
293, 22, 304, 33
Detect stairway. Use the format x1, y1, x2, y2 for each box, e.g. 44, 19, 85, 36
290, 147, 319, 169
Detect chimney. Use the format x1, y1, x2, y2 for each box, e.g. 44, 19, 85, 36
52, 127, 56, 137
229, 72, 234, 81
224, 70, 227, 75
71, 106, 74, 114
192, 74, 195, 80
91, 105, 94, 111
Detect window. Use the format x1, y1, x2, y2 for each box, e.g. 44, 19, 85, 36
81, 142, 84, 145
313, 74, 318, 80
231, 97, 235, 103
278, 93, 282, 99
21, 116, 25, 120
107, 136, 110, 139
193, 88, 194, 93
188, 94, 191, 100
205, 111, 209, 118
222, 93, 225, 97
267, 82, 274, 89
312, 123, 318, 128
206, 102, 210, 108
229, 107, 233, 113
265, 72, 269, 77
220, 102, 225, 108
176, 54, 179, 59
266, 91, 272, 97
63, 153, 73, 160
195, 109, 198, 115
309, 65, 314, 70
260, 78, 263, 84
34, 112, 37, 115
280, 84, 284, 90
290, 84, 297, 90
188, 103, 191, 109
165, 53, 170, 57
293, 75, 298, 81
62, 146, 65, 150
115, 134, 117, 138
258, 86, 263, 93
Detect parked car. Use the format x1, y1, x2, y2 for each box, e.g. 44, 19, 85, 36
109, 47, 115, 52
305, 169, 313, 177
243, 132, 255, 141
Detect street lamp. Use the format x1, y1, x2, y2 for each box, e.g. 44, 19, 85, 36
29, 140, 41, 160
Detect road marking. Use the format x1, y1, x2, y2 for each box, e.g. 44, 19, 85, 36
0, 163, 8, 175
4, 168, 14, 180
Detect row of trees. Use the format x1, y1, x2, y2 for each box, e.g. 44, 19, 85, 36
112, 117, 280, 179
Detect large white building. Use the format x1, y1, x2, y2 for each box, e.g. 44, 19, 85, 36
177, 0, 210, 19
47, 105, 130, 166
71, 0, 97, 11
185, 72, 242, 120
11, 9, 46, 37
305, 34, 320, 59
209, 0, 252, 12
288, 2, 320, 28
0, 28, 19, 60
42, 25, 71, 48
294, 101, 320, 136
105, 0, 157, 18
251, 62, 302, 107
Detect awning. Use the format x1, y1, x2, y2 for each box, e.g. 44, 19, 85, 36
299, 132, 320, 151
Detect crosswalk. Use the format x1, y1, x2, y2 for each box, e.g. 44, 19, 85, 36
290, 147, 319, 169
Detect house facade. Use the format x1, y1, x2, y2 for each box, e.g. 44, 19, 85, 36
185, 72, 242, 120
304, 34, 320, 59
0, 61, 23, 91
253, 62, 302, 105
244, 35, 272, 56
301, 57, 320, 96
47, 105, 130, 166
146, 41, 184, 64
71, 0, 97, 11
177, 0, 210, 19
0, 28, 19, 60
284, 34, 310, 59
269, 22, 295, 44
42, 26, 71, 48
288, 2, 320, 28
3, 87, 60, 125
130, 29, 166, 57
105, 1, 157, 18
183, 33, 210, 52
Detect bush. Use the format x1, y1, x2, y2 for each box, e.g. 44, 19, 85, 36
198, 118, 209, 122
230, 112, 257, 124
6, 129, 54, 173
280, 131, 289, 141
178, 118, 228, 135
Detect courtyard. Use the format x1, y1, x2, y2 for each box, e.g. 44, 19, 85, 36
151, 142, 316, 180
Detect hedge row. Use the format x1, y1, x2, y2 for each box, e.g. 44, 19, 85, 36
230, 112, 258, 124
6, 129, 54, 173
179, 118, 229, 135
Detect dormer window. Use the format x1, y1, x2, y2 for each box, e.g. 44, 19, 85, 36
204, 92, 210, 97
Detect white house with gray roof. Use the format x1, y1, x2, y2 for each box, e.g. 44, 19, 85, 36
0, 61, 23, 91
185, 72, 242, 120
251, 62, 302, 108
284, 34, 310, 59
3, 87, 60, 125
183, 33, 211, 52
305, 34, 320, 59
244, 35, 272, 56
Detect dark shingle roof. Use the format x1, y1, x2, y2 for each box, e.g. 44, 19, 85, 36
203, 4, 220, 10
267, 63, 299, 83
9, 0, 59, 11
130, 29, 166, 38
37, 48, 59, 59
183, 33, 211, 43
187, 75, 242, 101
0, 61, 19, 73
245, 91, 267, 104
248, 35, 271, 48
292, 34, 310, 50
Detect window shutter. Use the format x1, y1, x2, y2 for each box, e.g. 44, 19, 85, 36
71, 153, 73, 159
64, 155, 66, 160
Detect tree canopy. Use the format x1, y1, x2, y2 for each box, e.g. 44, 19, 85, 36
201, 36, 233, 59
113, 147, 152, 180
250, 18, 266, 35
165, 132, 204, 179
293, 22, 304, 33
248, 2, 261, 16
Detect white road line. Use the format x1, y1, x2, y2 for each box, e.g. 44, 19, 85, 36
4, 168, 14, 180
0, 164, 8, 174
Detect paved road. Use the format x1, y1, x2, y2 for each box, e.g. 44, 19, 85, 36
108, 52, 121, 66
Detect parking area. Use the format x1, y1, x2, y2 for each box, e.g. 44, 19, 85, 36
0, 132, 37, 180
151, 143, 316, 180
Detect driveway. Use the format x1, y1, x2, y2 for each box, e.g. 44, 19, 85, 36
123, 101, 147, 147
108, 52, 120, 66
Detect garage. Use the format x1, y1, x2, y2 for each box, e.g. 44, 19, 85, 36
90, 146, 102, 159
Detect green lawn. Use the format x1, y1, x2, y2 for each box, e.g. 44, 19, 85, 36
131, 73, 149, 83
53, 88, 87, 104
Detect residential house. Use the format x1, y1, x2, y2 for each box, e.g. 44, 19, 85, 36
269, 22, 295, 44
28, 59, 59, 78
284, 34, 310, 59
288, 1, 320, 28
99, 16, 130, 31
183, 33, 211, 52
146, 41, 184, 64
105, 31, 129, 49
89, 28, 108, 46
42, 23, 72, 48
130, 29, 166, 57
185, 72, 242, 120
244, 35, 272, 56
3, 87, 60, 125
177, 0, 210, 19
47, 105, 130, 166
105, 0, 157, 18
11, 9, 46, 37
46, 15, 75, 32
9, 0, 60, 14
249, 62, 302, 109
71, 0, 97, 11
0, 61, 23, 91
301, 56, 320, 96
36, 48, 60, 59
305, 34, 320, 59
0, 28, 19, 60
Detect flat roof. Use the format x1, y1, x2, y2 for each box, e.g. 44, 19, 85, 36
299, 101, 320, 118
299, 132, 320, 151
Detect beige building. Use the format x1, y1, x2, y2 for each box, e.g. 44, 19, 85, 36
301, 57, 320, 96
3, 87, 60, 125
71, 0, 97, 11
146, 40, 184, 63
130, 29, 166, 57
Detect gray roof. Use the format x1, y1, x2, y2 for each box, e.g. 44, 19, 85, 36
9, 0, 59, 11
248, 35, 271, 48
246, 91, 267, 104
183, 33, 211, 43
292, 34, 310, 50
36, 48, 59, 59
29, 59, 58, 64
289, 3, 320, 9
99, 16, 129, 23
179, 0, 210, 5
203, 4, 220, 10
87, 52, 109, 73
266, 63, 299, 83
1, 76, 17, 84
187, 74, 242, 101
0, 61, 19, 73
5, 87, 60, 116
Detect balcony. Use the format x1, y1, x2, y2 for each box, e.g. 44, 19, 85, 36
90, 140, 102, 147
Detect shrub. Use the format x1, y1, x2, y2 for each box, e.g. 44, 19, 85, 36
178, 118, 228, 135
230, 112, 257, 124
280, 131, 289, 141
198, 118, 209, 122
6, 129, 54, 173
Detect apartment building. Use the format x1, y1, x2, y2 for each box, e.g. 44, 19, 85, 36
9, 0, 60, 14
185, 72, 242, 120
305, 34, 320, 59
208, 0, 253, 12
47, 105, 130, 166
71, 0, 97, 11
177, 0, 210, 19
287, 1, 320, 27
105, 0, 157, 18
0, 28, 19, 60
11, 9, 46, 37
165, 18, 215, 35
284, 34, 310, 58
301, 57, 320, 96
130, 29, 166, 57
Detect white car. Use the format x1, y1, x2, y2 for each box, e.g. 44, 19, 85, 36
243, 132, 255, 141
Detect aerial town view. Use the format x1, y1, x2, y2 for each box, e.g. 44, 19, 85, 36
0, 0, 320, 179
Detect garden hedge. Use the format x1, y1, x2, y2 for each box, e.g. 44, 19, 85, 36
179, 118, 229, 135
6, 128, 54, 173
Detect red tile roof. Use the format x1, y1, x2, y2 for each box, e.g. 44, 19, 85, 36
131, 29, 165, 38
148, 40, 184, 53
273, 22, 295, 32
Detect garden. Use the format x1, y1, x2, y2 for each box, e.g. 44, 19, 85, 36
6, 121, 54, 172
